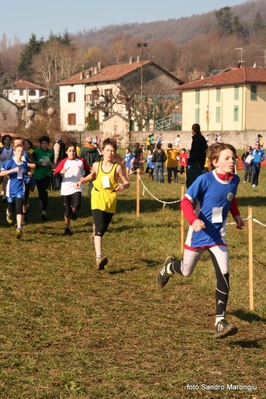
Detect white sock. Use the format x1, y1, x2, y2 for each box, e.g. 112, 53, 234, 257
215, 316, 225, 325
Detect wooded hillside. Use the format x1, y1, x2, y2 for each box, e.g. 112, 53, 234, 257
0, 0, 266, 91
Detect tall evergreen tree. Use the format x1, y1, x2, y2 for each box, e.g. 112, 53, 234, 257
17, 34, 43, 79
215, 7, 233, 35
253, 12, 265, 33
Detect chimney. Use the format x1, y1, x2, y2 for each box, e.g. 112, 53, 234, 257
80, 71, 84, 79
129, 57, 134, 64
136, 56, 140, 63
98, 62, 102, 70
94, 66, 98, 75
86, 70, 91, 78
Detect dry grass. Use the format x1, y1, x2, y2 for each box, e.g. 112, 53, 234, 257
0, 168, 265, 398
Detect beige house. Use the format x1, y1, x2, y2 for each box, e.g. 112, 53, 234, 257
179, 67, 266, 132
57, 60, 182, 133
0, 95, 20, 131
3, 79, 48, 105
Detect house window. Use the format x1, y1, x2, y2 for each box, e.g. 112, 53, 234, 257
92, 90, 99, 101
234, 105, 239, 121
216, 106, 221, 122
85, 94, 91, 102
195, 90, 200, 105
234, 86, 239, 101
68, 113, 76, 125
195, 108, 200, 123
216, 88, 221, 102
29, 89, 36, 96
19, 89, 23, 96
68, 92, 76, 102
250, 84, 257, 100
104, 89, 112, 99
2, 113, 7, 121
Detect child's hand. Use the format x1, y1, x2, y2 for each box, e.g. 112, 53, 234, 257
234, 215, 245, 229
192, 219, 206, 232
116, 183, 125, 192
75, 181, 81, 189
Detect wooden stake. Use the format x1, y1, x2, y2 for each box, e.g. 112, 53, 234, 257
180, 185, 185, 250
136, 169, 140, 217
248, 206, 254, 311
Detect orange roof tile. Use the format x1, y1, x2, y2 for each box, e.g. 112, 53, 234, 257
179, 67, 266, 90
58, 61, 182, 86
14, 79, 47, 91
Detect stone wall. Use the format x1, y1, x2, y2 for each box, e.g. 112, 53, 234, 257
74, 130, 266, 150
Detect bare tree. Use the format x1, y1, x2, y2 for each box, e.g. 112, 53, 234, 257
31, 41, 80, 94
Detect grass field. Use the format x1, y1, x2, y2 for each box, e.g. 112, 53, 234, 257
0, 166, 266, 399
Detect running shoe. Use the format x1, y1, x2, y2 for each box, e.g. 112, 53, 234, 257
214, 319, 238, 339
6, 209, 13, 224
157, 254, 176, 288
96, 256, 108, 270
16, 228, 22, 239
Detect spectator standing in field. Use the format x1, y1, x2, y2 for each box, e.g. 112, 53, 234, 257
53, 142, 90, 235
150, 134, 155, 151
255, 134, 264, 148
132, 142, 143, 172
33, 136, 54, 220
53, 133, 66, 164
165, 143, 179, 184
179, 148, 188, 175
145, 149, 154, 180
187, 123, 208, 188
53, 133, 66, 191
157, 143, 244, 339
157, 133, 163, 146
76, 138, 130, 270
174, 134, 181, 149
80, 136, 102, 197
0, 144, 29, 239
122, 148, 135, 180
152, 143, 167, 183
241, 145, 253, 184
146, 135, 151, 151
251, 142, 265, 187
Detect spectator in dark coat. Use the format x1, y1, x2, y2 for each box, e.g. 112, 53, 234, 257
187, 123, 208, 188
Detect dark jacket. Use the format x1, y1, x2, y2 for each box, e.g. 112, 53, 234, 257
152, 149, 167, 163
80, 144, 102, 166
188, 133, 208, 170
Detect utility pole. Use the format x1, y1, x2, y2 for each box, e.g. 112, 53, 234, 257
137, 42, 148, 129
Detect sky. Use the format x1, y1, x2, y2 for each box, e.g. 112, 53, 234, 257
2, 0, 246, 44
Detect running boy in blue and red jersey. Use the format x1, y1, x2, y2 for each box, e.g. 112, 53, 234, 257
157, 143, 244, 339
0, 144, 29, 238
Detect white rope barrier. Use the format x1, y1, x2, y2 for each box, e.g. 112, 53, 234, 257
134, 173, 266, 229
137, 173, 181, 208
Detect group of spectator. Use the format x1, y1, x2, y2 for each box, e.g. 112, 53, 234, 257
241, 139, 265, 187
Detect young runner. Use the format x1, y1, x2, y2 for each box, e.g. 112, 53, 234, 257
0, 144, 29, 238
77, 138, 130, 270
157, 143, 244, 339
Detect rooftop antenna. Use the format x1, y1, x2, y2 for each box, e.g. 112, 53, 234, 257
235, 47, 245, 67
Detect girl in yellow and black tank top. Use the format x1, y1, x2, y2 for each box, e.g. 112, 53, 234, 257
77, 138, 130, 271
91, 161, 118, 213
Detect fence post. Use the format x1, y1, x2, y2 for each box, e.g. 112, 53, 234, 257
248, 206, 254, 311
180, 186, 184, 250
136, 169, 140, 217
